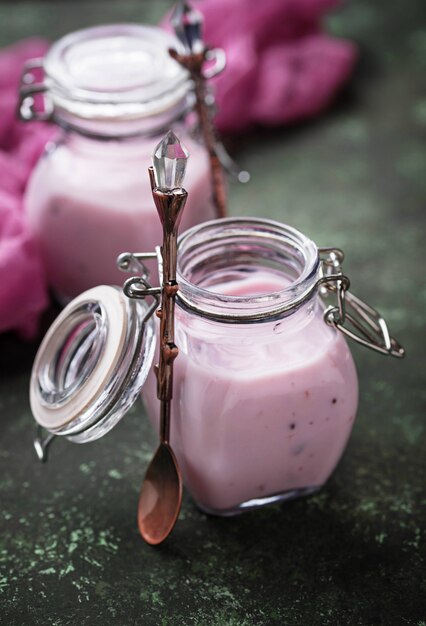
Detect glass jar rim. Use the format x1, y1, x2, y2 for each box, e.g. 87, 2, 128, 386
176, 217, 320, 323
43, 24, 191, 127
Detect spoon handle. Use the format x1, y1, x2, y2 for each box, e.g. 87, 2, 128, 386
148, 167, 188, 444
192, 69, 227, 220
169, 48, 227, 220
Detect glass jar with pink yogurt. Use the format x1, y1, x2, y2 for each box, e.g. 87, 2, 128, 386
141, 218, 360, 514
29, 218, 404, 516
20, 24, 215, 300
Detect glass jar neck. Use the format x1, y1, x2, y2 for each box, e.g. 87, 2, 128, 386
176, 218, 321, 324
52, 94, 195, 141
43, 24, 192, 140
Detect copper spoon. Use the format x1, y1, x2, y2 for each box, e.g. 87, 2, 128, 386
169, 1, 228, 219
137, 134, 188, 545
137, 414, 183, 545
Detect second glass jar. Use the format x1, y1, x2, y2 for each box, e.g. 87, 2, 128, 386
22, 24, 215, 300
142, 218, 359, 515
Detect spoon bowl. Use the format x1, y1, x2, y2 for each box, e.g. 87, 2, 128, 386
137, 442, 182, 545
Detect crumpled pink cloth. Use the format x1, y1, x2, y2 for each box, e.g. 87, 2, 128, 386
164, 0, 357, 133
0, 38, 52, 339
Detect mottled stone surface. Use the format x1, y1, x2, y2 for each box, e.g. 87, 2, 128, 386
0, 1, 425, 625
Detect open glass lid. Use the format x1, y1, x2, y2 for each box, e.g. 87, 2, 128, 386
30, 285, 156, 447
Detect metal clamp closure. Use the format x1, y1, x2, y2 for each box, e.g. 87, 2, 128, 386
117, 251, 161, 320
202, 47, 226, 79
318, 248, 405, 358
33, 426, 55, 463
18, 59, 53, 122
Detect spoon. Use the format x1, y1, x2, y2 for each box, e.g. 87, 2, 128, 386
137, 136, 188, 545
137, 424, 182, 545
169, 1, 228, 219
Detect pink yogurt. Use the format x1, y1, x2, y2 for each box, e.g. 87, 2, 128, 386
24, 132, 214, 299
142, 269, 359, 515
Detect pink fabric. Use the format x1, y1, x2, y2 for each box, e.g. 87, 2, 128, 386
0, 38, 52, 339
164, 0, 357, 133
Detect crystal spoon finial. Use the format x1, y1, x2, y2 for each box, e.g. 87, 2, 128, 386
171, 1, 204, 54
153, 130, 189, 192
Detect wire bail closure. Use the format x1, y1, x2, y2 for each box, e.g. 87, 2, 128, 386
117, 250, 162, 311
318, 248, 405, 358
18, 59, 53, 122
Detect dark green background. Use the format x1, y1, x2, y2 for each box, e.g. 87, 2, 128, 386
0, 1, 425, 624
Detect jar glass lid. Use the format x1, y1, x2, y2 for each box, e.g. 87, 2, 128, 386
43, 24, 191, 124
30, 286, 156, 443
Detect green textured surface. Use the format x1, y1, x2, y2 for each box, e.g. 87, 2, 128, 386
0, 1, 425, 625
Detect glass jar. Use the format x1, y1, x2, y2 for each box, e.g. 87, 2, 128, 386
141, 218, 360, 514
19, 24, 216, 300
29, 218, 404, 515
